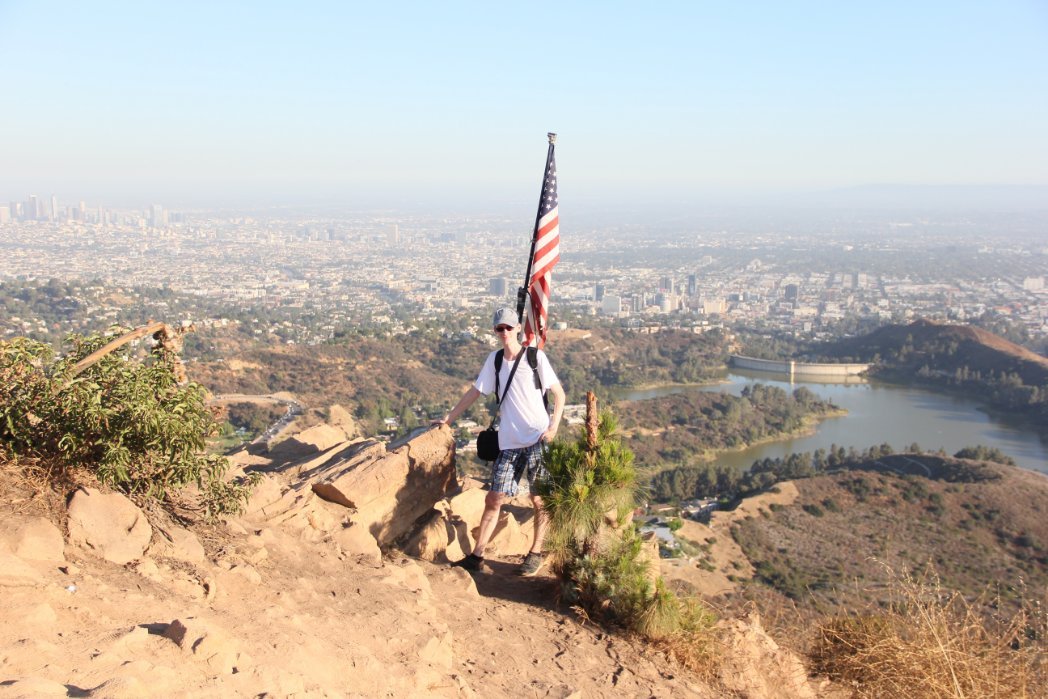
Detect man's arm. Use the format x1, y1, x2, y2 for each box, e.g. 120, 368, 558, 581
433, 386, 482, 426
542, 382, 566, 443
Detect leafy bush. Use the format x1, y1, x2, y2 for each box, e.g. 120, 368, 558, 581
0, 332, 257, 517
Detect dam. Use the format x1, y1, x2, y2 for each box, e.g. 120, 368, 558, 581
730, 355, 871, 378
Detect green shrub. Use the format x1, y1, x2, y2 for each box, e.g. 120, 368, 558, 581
563, 528, 654, 627
540, 411, 639, 563
822, 497, 841, 513
0, 332, 257, 517
540, 409, 717, 665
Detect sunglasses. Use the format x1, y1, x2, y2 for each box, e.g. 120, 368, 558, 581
494, 325, 515, 332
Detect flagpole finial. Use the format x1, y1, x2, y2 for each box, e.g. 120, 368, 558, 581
547, 132, 557, 144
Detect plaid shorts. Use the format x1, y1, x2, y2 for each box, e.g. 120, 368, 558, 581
490, 442, 548, 497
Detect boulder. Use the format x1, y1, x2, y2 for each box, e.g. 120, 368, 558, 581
444, 516, 474, 562
445, 481, 488, 525
311, 426, 456, 545
402, 509, 450, 561
332, 523, 382, 564
403, 507, 475, 562
4, 517, 65, 562
270, 423, 348, 459
0, 551, 43, 587
66, 488, 152, 565
149, 525, 205, 564
286, 440, 384, 483
0, 677, 69, 697
236, 473, 345, 541
473, 510, 532, 558
162, 617, 248, 676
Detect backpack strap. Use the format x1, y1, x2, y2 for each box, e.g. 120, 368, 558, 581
494, 349, 504, 401
526, 346, 542, 390
526, 346, 550, 411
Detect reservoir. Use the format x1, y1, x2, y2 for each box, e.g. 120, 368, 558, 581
621, 370, 1048, 475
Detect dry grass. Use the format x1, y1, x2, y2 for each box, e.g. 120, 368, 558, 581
810, 564, 1047, 698
0, 453, 84, 521
651, 599, 721, 677
624, 578, 719, 676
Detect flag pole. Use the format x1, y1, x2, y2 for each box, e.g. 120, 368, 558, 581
516, 132, 558, 327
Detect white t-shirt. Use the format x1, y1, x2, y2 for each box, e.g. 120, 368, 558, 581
474, 348, 560, 450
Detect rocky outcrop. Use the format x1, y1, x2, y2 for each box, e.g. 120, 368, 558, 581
400, 478, 539, 563
269, 422, 351, 459
0, 416, 835, 698
716, 613, 819, 699
310, 425, 456, 545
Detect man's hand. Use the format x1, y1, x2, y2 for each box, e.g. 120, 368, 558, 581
541, 425, 558, 443
431, 416, 449, 427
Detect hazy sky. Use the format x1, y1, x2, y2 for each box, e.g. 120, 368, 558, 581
1, 1, 1046, 209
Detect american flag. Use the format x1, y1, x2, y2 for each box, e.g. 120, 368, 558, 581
522, 148, 560, 348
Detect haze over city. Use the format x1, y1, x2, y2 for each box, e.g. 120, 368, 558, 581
2, 1, 1047, 213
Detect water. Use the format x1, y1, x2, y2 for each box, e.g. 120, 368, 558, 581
620, 370, 1048, 474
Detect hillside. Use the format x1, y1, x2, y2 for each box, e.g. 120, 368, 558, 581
190, 327, 729, 434
820, 319, 1048, 385
815, 319, 1048, 428
0, 425, 832, 698
727, 457, 1048, 628
4, 327, 1043, 697
616, 384, 841, 472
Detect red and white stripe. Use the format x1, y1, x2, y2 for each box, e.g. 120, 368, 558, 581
523, 205, 559, 348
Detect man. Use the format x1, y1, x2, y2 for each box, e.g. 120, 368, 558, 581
433, 307, 565, 576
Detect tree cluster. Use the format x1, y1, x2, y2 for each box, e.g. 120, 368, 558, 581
619, 384, 840, 469
648, 442, 1015, 504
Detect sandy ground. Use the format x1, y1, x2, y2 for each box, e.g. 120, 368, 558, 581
0, 475, 715, 697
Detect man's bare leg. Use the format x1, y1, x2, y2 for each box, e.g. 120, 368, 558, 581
471, 490, 504, 557
529, 494, 548, 554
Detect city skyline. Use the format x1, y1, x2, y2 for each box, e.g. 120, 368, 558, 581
1, 1, 1047, 210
